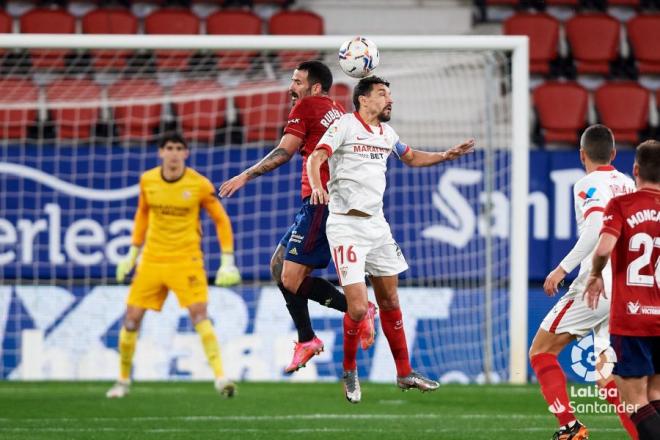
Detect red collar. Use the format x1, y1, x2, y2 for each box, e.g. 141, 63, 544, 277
353, 111, 383, 135
595, 165, 616, 171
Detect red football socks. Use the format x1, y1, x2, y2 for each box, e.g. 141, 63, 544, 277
380, 308, 412, 377
342, 313, 361, 371
603, 380, 638, 439
530, 353, 576, 426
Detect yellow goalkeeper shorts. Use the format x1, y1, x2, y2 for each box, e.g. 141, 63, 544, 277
127, 260, 208, 311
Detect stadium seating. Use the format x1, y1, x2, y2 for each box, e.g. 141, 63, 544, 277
0, 79, 38, 139
206, 10, 262, 70
594, 81, 649, 144
82, 9, 139, 70
46, 79, 102, 139
172, 79, 227, 143
0, 11, 11, 58
627, 14, 660, 75
533, 81, 589, 144
329, 83, 352, 113
144, 9, 200, 70
503, 13, 560, 76
108, 79, 164, 140
268, 10, 324, 69
565, 13, 620, 75
20, 9, 76, 69
234, 81, 290, 143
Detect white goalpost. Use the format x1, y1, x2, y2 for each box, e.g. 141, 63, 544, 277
0, 34, 529, 384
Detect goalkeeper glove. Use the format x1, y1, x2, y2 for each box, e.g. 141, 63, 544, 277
116, 245, 139, 283
215, 253, 241, 287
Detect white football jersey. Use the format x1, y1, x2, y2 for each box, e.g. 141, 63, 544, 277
568, 165, 635, 292
316, 112, 409, 215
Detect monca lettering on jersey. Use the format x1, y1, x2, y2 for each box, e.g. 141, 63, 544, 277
0, 147, 636, 281
626, 209, 660, 228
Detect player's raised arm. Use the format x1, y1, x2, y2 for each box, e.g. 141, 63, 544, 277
218, 133, 302, 198
399, 138, 475, 167
202, 180, 241, 286
116, 181, 148, 283
307, 147, 330, 205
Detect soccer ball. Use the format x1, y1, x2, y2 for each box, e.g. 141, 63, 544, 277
338, 37, 379, 78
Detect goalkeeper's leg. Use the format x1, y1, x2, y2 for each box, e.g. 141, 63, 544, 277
189, 303, 235, 397
107, 306, 145, 399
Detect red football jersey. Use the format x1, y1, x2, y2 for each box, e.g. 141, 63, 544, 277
283, 95, 345, 198
601, 188, 660, 336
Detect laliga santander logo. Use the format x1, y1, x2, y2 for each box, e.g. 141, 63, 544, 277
570, 334, 616, 383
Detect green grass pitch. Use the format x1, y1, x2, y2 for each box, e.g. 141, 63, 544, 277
0, 382, 628, 439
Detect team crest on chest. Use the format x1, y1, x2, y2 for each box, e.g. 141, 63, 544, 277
182, 190, 191, 200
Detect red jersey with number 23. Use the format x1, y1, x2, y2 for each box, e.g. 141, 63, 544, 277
601, 188, 660, 336
283, 95, 344, 199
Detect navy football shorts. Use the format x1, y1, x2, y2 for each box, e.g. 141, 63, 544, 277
279, 197, 331, 269
611, 334, 660, 377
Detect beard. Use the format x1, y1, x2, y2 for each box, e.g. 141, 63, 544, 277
377, 110, 391, 122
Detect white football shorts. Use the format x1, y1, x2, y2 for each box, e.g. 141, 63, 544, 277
326, 212, 409, 286
540, 283, 611, 355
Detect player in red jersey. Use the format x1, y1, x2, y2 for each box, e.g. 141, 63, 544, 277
219, 61, 376, 374
584, 140, 660, 440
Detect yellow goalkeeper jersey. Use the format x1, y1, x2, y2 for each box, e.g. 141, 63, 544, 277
131, 166, 233, 263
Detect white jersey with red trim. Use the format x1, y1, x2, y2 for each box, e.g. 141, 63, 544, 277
316, 112, 410, 216
568, 166, 635, 293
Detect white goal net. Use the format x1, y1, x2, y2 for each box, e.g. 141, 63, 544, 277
0, 35, 529, 384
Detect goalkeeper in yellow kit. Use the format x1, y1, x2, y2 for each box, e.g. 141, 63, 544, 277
106, 133, 241, 399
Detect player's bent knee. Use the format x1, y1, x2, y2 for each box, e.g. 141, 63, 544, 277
281, 271, 303, 294
123, 319, 140, 332
348, 304, 368, 321
377, 298, 399, 311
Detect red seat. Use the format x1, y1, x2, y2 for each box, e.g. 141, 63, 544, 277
268, 10, 324, 70
234, 81, 290, 143
144, 10, 200, 70
108, 79, 163, 140
46, 79, 102, 139
609, 0, 640, 5
595, 82, 649, 144
329, 83, 351, 113
533, 81, 588, 144
172, 80, 227, 143
0, 11, 12, 58
0, 79, 38, 138
206, 10, 262, 70
566, 14, 620, 75
627, 14, 660, 75
82, 9, 138, 70
504, 13, 560, 76
21, 9, 76, 69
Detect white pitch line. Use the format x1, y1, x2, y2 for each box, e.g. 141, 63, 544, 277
0, 413, 620, 424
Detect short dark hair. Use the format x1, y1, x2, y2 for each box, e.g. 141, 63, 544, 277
353, 76, 390, 111
580, 124, 614, 164
159, 133, 188, 149
296, 60, 333, 93
635, 139, 660, 183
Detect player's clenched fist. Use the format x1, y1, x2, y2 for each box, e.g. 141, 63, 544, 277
116, 245, 139, 283
215, 253, 241, 287
310, 187, 329, 205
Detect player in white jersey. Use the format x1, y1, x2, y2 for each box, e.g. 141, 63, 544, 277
529, 125, 638, 440
306, 76, 474, 403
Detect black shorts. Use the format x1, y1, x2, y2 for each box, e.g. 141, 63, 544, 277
278, 198, 331, 269
611, 334, 660, 377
